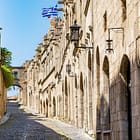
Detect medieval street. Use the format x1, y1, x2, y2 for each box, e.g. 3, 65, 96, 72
0, 0, 139, 139
0, 101, 93, 140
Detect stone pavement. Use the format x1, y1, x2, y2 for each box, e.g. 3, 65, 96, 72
47, 118, 94, 140
0, 112, 11, 125
23, 105, 94, 140
0, 101, 94, 140
0, 101, 69, 140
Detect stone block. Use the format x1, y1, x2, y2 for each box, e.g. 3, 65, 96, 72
119, 120, 128, 131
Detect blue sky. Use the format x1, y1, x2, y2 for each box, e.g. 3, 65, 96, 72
0, 0, 60, 66
0, 0, 61, 97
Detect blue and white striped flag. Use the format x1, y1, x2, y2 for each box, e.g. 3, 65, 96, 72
42, 5, 58, 18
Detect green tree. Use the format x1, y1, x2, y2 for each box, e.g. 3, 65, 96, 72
0, 47, 13, 88
1, 47, 12, 67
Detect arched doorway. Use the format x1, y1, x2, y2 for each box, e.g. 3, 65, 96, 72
46, 99, 48, 117
88, 50, 93, 130
79, 72, 84, 128
43, 101, 45, 115
53, 97, 56, 117
8, 85, 23, 103
102, 56, 110, 139
96, 47, 101, 139
119, 55, 131, 140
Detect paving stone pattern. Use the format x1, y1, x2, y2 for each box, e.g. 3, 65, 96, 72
0, 102, 70, 140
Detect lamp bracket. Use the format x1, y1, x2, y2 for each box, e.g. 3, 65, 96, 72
106, 27, 124, 53
75, 43, 93, 49
107, 27, 124, 40
75, 46, 93, 49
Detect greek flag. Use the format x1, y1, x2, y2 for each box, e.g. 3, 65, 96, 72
42, 5, 58, 18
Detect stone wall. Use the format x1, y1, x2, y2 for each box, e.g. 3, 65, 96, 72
0, 69, 7, 119
19, 0, 140, 139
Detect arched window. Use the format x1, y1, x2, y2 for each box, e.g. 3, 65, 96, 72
13, 71, 18, 79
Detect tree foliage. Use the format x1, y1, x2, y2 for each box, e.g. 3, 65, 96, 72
1, 65, 14, 88
1, 47, 12, 67
0, 47, 13, 88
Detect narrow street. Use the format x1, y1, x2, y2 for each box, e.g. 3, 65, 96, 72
0, 101, 70, 140
0, 101, 93, 140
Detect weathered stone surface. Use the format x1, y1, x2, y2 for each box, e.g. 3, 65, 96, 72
18, 0, 140, 139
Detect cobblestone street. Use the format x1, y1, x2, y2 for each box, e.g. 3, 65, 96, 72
0, 101, 93, 140
0, 101, 70, 140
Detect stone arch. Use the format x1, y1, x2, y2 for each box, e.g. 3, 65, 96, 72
119, 54, 131, 140
88, 50, 93, 130
96, 47, 101, 136
103, 56, 109, 77
101, 56, 110, 139
79, 72, 84, 128
12, 84, 23, 90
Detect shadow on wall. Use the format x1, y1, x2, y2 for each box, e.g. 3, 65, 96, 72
108, 54, 131, 140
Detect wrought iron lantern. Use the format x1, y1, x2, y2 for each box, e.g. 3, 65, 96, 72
106, 39, 113, 53
69, 21, 93, 49
106, 27, 124, 53
70, 20, 81, 42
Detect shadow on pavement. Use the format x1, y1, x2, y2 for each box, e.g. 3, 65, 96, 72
0, 101, 71, 140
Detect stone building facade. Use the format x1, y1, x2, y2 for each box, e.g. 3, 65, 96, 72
17, 63, 29, 106
0, 69, 7, 120
19, 0, 140, 140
